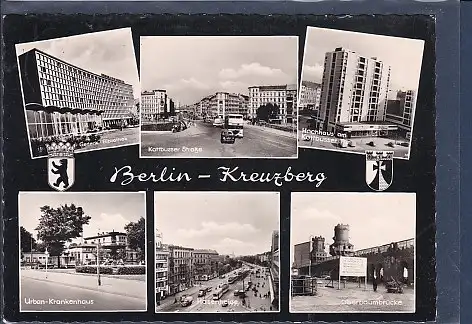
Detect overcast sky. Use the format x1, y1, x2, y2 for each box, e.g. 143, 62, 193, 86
15, 28, 140, 99
302, 27, 424, 98
19, 192, 145, 240
141, 36, 298, 106
155, 192, 280, 256
291, 192, 416, 264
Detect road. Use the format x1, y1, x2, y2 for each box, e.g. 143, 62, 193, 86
291, 280, 415, 313
141, 121, 297, 158
298, 116, 410, 159
156, 265, 275, 313
21, 276, 146, 312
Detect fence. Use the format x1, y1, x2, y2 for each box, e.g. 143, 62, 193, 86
291, 276, 317, 296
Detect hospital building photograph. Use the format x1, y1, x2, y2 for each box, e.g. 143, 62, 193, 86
290, 192, 416, 313
298, 27, 424, 159
16, 28, 140, 158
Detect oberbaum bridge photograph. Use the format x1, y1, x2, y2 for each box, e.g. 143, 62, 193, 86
290, 192, 415, 313
15, 28, 140, 158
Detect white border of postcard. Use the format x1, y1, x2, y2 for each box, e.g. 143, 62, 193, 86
154, 191, 281, 313
18, 191, 147, 313
15, 28, 140, 160
139, 36, 299, 160
297, 27, 425, 160
289, 192, 416, 313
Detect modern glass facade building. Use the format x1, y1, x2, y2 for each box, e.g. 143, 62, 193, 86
18, 48, 136, 141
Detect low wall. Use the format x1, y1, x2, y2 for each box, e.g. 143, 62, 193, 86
141, 122, 174, 131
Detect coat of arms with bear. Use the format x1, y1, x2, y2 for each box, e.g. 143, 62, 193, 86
46, 142, 75, 191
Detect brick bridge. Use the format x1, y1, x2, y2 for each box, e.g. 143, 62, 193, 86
297, 239, 414, 284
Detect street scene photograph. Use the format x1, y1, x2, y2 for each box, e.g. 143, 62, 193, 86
16, 28, 140, 159
19, 192, 147, 312
140, 36, 298, 158
154, 191, 280, 313
290, 192, 416, 313
298, 27, 425, 159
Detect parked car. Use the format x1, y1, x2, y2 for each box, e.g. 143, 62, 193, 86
348, 140, 356, 147
368, 141, 376, 147
221, 129, 235, 144
387, 142, 395, 148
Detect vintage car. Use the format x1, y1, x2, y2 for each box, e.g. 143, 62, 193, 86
221, 129, 235, 144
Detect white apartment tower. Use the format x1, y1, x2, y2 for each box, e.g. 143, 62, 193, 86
317, 47, 391, 133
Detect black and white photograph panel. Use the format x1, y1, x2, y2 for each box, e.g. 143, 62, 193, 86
154, 192, 280, 313
18, 192, 147, 312
298, 27, 424, 159
290, 192, 415, 313
140, 36, 298, 159
15, 28, 140, 159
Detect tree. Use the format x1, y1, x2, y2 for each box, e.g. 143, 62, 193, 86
20, 226, 36, 252
35, 204, 91, 268
256, 103, 279, 122
124, 217, 145, 262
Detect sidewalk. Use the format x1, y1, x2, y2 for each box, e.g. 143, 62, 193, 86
21, 269, 146, 299
245, 123, 297, 139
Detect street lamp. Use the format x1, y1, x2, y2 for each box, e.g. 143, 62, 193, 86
45, 248, 49, 279
96, 241, 102, 286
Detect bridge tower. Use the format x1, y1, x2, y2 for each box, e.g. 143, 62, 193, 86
329, 224, 354, 256
311, 236, 327, 263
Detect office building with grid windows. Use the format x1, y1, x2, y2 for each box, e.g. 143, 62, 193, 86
315, 47, 398, 137
386, 90, 415, 139
18, 48, 136, 141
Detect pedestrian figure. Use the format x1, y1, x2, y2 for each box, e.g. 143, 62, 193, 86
373, 276, 378, 292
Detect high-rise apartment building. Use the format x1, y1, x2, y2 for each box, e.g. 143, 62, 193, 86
248, 84, 298, 123
18, 48, 135, 140
167, 245, 194, 295
316, 48, 394, 136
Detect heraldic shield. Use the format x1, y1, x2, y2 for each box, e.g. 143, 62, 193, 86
365, 151, 394, 191
46, 142, 75, 192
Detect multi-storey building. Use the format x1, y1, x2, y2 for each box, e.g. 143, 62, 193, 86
270, 230, 280, 309
198, 95, 212, 117
315, 47, 397, 137
155, 231, 169, 300
168, 245, 194, 295
141, 89, 176, 120
207, 92, 248, 118
299, 81, 322, 112
18, 48, 136, 141
248, 84, 298, 123
193, 249, 219, 280
385, 90, 415, 139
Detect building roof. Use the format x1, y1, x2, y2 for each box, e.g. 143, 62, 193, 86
193, 249, 219, 255
302, 81, 321, 88
21, 48, 130, 86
